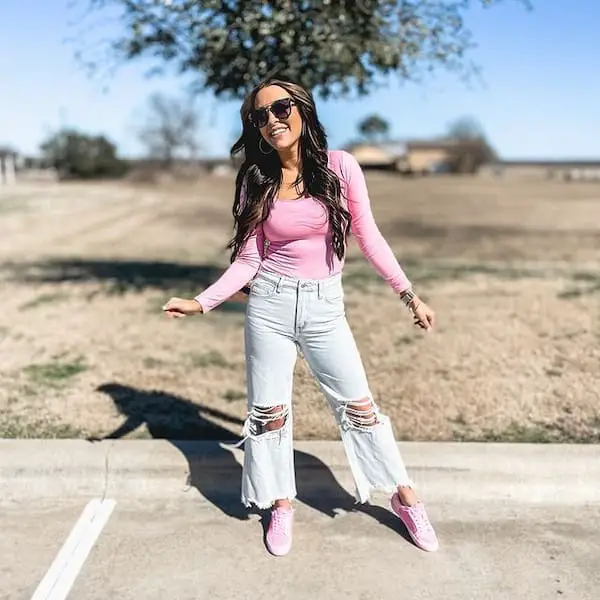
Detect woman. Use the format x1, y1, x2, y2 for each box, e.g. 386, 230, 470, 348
162, 77, 439, 556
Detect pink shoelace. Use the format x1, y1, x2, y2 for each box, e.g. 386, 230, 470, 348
406, 504, 434, 535
271, 510, 292, 535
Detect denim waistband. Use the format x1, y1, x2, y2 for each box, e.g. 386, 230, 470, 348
254, 269, 342, 293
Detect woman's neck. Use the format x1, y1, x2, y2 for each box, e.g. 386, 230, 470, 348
277, 144, 300, 172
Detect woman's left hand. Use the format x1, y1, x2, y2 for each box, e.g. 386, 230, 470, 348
408, 297, 435, 331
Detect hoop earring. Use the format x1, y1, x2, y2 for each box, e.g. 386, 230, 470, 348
259, 138, 273, 154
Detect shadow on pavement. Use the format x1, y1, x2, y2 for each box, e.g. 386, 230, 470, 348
92, 382, 412, 543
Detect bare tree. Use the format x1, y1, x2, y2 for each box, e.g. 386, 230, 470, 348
445, 116, 497, 174
136, 93, 201, 168
447, 116, 487, 141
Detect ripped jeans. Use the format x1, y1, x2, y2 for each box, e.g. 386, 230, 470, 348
240, 269, 414, 509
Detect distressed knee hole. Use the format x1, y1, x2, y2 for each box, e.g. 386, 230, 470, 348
344, 397, 379, 431
248, 404, 288, 436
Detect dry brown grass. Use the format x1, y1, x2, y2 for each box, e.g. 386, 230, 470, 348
1, 173, 599, 442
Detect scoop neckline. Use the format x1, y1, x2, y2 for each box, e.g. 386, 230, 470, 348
276, 196, 309, 202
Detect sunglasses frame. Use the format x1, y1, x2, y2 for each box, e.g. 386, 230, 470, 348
250, 98, 296, 128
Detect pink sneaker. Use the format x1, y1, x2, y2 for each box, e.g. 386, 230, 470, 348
390, 494, 439, 552
265, 506, 294, 556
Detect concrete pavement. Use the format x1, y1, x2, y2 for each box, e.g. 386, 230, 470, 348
1, 441, 599, 599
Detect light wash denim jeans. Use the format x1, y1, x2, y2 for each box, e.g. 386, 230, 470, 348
240, 268, 414, 509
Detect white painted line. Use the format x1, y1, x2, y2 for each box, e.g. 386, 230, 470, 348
31, 500, 101, 600
31, 498, 116, 600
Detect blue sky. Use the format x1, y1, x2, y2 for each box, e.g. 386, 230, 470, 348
1, 1, 598, 160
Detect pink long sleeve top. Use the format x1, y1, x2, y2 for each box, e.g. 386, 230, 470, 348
195, 150, 411, 312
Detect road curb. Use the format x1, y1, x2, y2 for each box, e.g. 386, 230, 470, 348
1, 440, 599, 504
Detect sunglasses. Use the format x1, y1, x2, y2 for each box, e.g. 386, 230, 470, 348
250, 98, 295, 129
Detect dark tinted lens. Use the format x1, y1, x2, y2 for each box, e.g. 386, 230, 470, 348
251, 98, 293, 128
252, 108, 269, 128
271, 99, 292, 120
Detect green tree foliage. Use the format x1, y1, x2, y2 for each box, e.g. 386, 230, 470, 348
40, 130, 128, 179
358, 114, 390, 142
81, 0, 530, 99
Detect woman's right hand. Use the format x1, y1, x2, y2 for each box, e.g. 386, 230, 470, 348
162, 297, 203, 318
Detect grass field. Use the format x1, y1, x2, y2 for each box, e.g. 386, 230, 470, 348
1, 172, 599, 442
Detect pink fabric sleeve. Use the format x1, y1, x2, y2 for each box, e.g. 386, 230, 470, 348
339, 151, 412, 294
194, 184, 263, 313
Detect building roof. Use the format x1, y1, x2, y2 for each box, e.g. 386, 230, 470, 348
345, 137, 474, 154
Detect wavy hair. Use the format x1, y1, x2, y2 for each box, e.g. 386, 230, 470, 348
227, 77, 352, 263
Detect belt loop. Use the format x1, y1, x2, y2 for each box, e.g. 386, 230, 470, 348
318, 280, 323, 299
276, 276, 282, 293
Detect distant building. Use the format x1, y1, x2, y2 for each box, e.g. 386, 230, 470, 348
345, 141, 409, 172
346, 139, 600, 182
345, 138, 464, 174
403, 140, 459, 174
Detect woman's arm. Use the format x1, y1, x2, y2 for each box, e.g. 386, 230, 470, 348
340, 151, 412, 294
193, 226, 263, 313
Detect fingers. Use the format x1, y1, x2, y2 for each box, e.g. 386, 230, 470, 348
162, 297, 187, 318
414, 318, 430, 330
412, 307, 434, 331
426, 311, 435, 329
162, 297, 182, 311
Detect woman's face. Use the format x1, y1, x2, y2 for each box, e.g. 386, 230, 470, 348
253, 85, 303, 153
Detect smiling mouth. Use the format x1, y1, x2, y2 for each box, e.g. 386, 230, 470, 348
269, 126, 288, 139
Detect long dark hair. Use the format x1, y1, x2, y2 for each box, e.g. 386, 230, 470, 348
227, 77, 352, 263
